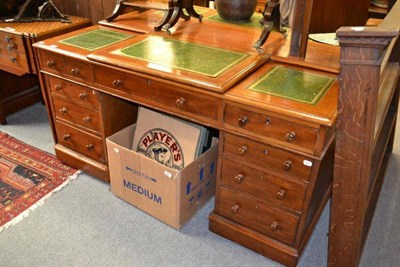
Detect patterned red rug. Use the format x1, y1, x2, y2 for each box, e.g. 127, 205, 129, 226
0, 132, 79, 232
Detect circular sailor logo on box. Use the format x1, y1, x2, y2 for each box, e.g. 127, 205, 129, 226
136, 128, 184, 170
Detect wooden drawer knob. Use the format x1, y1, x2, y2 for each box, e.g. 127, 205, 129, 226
7, 44, 15, 52
59, 107, 68, 114
234, 174, 244, 184
63, 134, 70, 141
270, 221, 279, 231
276, 189, 287, 200
86, 144, 94, 151
79, 92, 88, 99
176, 97, 186, 107
83, 116, 91, 123
231, 205, 240, 214
5, 35, 12, 42
46, 60, 55, 67
54, 84, 63, 91
285, 131, 296, 142
71, 68, 80, 75
113, 79, 122, 88
237, 116, 248, 127
283, 160, 293, 171
238, 146, 247, 155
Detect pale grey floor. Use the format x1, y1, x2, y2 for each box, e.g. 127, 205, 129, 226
0, 103, 398, 267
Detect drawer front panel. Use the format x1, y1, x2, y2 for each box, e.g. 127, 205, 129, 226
223, 133, 313, 181
55, 121, 105, 163
94, 66, 157, 101
53, 97, 101, 133
221, 159, 306, 212
218, 188, 299, 245
48, 76, 99, 108
94, 66, 218, 121
40, 51, 94, 82
156, 86, 219, 120
224, 105, 318, 151
0, 32, 29, 73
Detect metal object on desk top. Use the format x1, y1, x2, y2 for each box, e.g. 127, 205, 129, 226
0, 0, 70, 23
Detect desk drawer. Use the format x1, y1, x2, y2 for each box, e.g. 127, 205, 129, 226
156, 86, 219, 120
40, 51, 94, 82
221, 158, 306, 212
53, 97, 101, 133
224, 105, 318, 151
223, 133, 313, 181
55, 120, 105, 163
94, 66, 157, 101
218, 188, 299, 245
0, 32, 30, 73
48, 76, 99, 108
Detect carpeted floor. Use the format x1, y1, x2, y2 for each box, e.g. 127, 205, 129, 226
0, 103, 398, 267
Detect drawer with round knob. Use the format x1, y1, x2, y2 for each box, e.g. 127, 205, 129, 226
221, 158, 306, 212
223, 132, 314, 181
93, 65, 157, 102
0, 32, 29, 73
156, 85, 219, 121
55, 120, 105, 163
52, 97, 101, 133
40, 50, 94, 82
224, 104, 319, 152
48, 76, 100, 108
218, 188, 299, 245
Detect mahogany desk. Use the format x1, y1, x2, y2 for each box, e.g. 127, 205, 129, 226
0, 15, 91, 124
32, 7, 399, 267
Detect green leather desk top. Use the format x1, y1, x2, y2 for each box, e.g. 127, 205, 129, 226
114, 36, 249, 77
248, 65, 335, 104
206, 13, 264, 29
59, 29, 133, 51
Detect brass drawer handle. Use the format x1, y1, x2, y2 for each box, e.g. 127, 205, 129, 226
270, 221, 279, 231
10, 56, 17, 63
237, 116, 248, 127
59, 107, 68, 114
46, 60, 55, 67
71, 68, 80, 75
86, 144, 94, 151
283, 160, 293, 171
238, 146, 247, 155
83, 116, 91, 123
234, 174, 244, 184
276, 189, 287, 200
54, 84, 63, 91
79, 92, 88, 99
113, 79, 122, 88
231, 205, 240, 214
285, 131, 296, 142
265, 117, 271, 125
63, 134, 70, 141
176, 97, 186, 107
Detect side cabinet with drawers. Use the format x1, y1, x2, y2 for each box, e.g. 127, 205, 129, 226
38, 49, 138, 182
209, 62, 338, 266
0, 16, 91, 124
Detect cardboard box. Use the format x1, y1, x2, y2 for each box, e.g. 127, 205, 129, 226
106, 124, 217, 229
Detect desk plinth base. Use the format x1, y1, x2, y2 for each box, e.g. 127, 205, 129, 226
55, 144, 109, 182
209, 212, 299, 267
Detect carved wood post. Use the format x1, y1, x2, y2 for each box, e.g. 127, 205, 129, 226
328, 27, 398, 267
